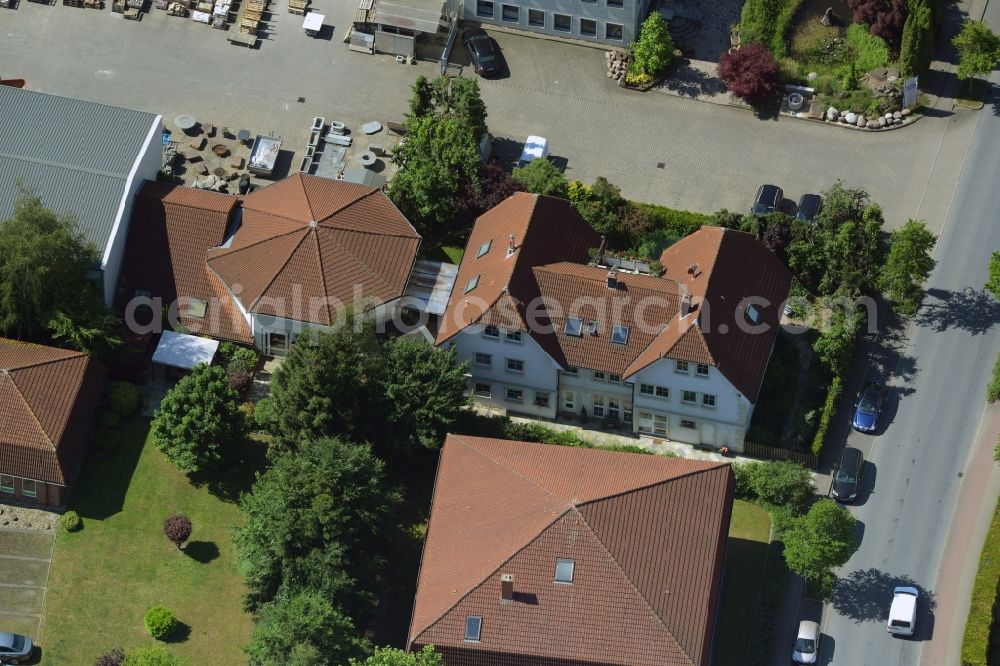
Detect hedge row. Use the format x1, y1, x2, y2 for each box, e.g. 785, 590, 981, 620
739, 0, 803, 59
988, 353, 1000, 403
810, 375, 843, 455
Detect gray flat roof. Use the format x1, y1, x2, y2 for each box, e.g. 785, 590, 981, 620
373, 0, 443, 33
0, 86, 160, 254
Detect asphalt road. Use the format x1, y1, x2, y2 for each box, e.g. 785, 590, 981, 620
817, 66, 1000, 666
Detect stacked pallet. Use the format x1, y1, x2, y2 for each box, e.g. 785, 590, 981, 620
287, 0, 306, 14
239, 0, 264, 33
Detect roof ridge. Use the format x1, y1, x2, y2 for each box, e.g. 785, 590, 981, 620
209, 226, 306, 259
576, 461, 729, 508
1, 348, 86, 373
574, 505, 696, 665
1, 372, 56, 452
297, 174, 319, 222
664, 319, 714, 364
308, 226, 333, 325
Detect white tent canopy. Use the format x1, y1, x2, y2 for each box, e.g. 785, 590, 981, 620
152, 331, 219, 370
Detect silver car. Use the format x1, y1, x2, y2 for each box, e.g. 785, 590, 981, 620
792, 620, 819, 663
0, 632, 33, 664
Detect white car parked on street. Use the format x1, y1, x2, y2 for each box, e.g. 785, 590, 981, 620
792, 620, 819, 663
887, 586, 918, 636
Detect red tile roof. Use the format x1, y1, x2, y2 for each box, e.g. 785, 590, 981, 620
409, 435, 734, 666
0, 339, 106, 486
207, 174, 421, 326
435, 193, 601, 346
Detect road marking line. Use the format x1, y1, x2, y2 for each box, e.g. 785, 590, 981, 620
0, 555, 50, 563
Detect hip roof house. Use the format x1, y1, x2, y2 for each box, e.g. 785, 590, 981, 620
0, 86, 163, 305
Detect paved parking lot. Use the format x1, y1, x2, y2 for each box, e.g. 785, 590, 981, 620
0, 529, 54, 647
0, 1, 973, 228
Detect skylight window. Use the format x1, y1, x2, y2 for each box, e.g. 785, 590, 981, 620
746, 304, 760, 324
465, 275, 480, 293
555, 558, 575, 583
564, 316, 583, 337
186, 298, 208, 319
611, 325, 630, 345
477, 240, 492, 258
464, 615, 482, 642
587, 320, 598, 336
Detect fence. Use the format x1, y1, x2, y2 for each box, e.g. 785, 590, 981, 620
742, 440, 819, 468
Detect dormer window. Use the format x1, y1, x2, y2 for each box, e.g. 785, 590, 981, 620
555, 558, 575, 583
464, 615, 482, 642
611, 325, 629, 345
477, 240, 492, 258
564, 316, 583, 337
746, 304, 760, 324
465, 275, 480, 293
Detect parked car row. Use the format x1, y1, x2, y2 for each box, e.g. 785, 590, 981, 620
750, 184, 823, 222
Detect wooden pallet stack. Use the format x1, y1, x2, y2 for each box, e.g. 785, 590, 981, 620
239, 0, 264, 33
287, 0, 306, 14
352, 0, 374, 24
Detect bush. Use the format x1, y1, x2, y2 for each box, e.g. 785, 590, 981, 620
988, 354, 1000, 403
143, 606, 177, 640
511, 158, 569, 198
61, 510, 82, 532
226, 347, 259, 375
846, 23, 892, 73
94, 648, 126, 666
732, 460, 814, 510
238, 402, 256, 432
630, 14, 675, 77
718, 43, 780, 103
98, 408, 121, 430
253, 398, 276, 432
848, 0, 908, 49
163, 514, 192, 549
811, 375, 843, 455
229, 370, 252, 394
93, 428, 121, 455
740, 0, 802, 57
123, 645, 185, 666
641, 203, 712, 237
899, 0, 934, 76
109, 381, 141, 417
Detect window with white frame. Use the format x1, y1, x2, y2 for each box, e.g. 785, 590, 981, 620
606, 22, 624, 39
580, 17, 597, 35
607, 397, 621, 420
593, 371, 606, 382
477, 239, 492, 257
506, 388, 523, 402
21, 479, 36, 498
528, 8, 544, 25
465, 616, 483, 642
465, 275, 480, 293
746, 304, 761, 324
506, 358, 524, 373
505, 330, 523, 343
476, 0, 493, 16
638, 412, 667, 436
682, 390, 697, 404
696, 363, 710, 377
564, 316, 583, 337
608, 373, 621, 383
655, 385, 669, 398
474, 382, 491, 397
554, 12, 571, 30
675, 360, 689, 373
607, 0, 623, 7
702, 394, 717, 408
474, 352, 492, 367
563, 390, 576, 410
611, 324, 630, 345
640, 383, 655, 395
0, 475, 12, 493
587, 320, 598, 336
502, 3, 519, 21
555, 558, 575, 583
680, 418, 697, 429
592, 395, 605, 417
534, 391, 550, 407
185, 298, 208, 319
623, 400, 633, 424
483, 325, 499, 339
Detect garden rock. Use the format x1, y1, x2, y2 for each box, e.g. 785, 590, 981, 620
827, 106, 839, 121
845, 112, 857, 125
901, 108, 912, 116
867, 120, 878, 128
893, 111, 902, 119
878, 117, 887, 127
808, 72, 818, 81
856, 115, 866, 127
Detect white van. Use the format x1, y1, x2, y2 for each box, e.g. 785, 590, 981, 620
887, 586, 918, 636
517, 136, 549, 167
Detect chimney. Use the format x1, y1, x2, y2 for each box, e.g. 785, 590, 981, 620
508, 234, 516, 251
500, 574, 514, 602
606, 270, 618, 290
687, 262, 698, 275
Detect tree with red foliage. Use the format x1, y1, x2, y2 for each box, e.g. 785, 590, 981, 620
848, 0, 908, 50
717, 43, 780, 103
454, 159, 524, 230
163, 514, 192, 550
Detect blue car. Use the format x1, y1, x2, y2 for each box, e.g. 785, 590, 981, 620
0, 631, 33, 664
853, 382, 888, 432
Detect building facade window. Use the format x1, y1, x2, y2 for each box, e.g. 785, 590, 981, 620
563, 390, 576, 410
592, 395, 605, 417
474, 382, 491, 397
655, 386, 669, 398
21, 479, 36, 498
474, 352, 492, 367
506, 388, 524, 402
554, 13, 571, 31
580, 17, 597, 35
682, 390, 698, 404
623, 400, 633, 424
534, 391, 550, 407
528, 8, 544, 25
506, 358, 524, 373
608, 373, 621, 383
502, 3, 519, 21
476, 0, 494, 16
594, 371, 606, 381
563, 366, 578, 375
640, 383, 654, 395
484, 325, 499, 339
465, 616, 483, 642
0, 475, 13, 493
607, 0, 623, 7
555, 558, 575, 583
675, 360, 689, 374
638, 412, 668, 436
680, 418, 697, 429
607, 397, 621, 420
606, 22, 623, 39
505, 330, 523, 343
696, 363, 710, 377
702, 393, 717, 407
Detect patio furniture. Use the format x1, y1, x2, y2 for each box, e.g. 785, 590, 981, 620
203, 122, 215, 137
193, 162, 209, 175
238, 129, 251, 144
189, 136, 207, 150
355, 150, 376, 167
361, 120, 382, 134
368, 143, 384, 156
230, 155, 244, 169
212, 143, 229, 157
174, 114, 198, 135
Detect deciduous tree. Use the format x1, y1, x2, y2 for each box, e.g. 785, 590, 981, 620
878, 219, 936, 314
512, 158, 569, 198
985, 251, 1000, 299
629, 14, 675, 80
152, 364, 243, 472
953, 19, 1000, 80
847, 0, 908, 50
783, 499, 858, 585
717, 43, 780, 103
350, 646, 444, 666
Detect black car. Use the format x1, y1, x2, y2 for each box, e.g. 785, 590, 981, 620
795, 193, 822, 222
832, 446, 864, 503
463, 29, 500, 76
751, 184, 783, 215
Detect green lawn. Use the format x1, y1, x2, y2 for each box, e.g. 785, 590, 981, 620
715, 500, 773, 666
961, 496, 1000, 666
40, 416, 253, 665
423, 245, 465, 264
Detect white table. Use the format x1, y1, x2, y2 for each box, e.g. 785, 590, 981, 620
302, 12, 324, 35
